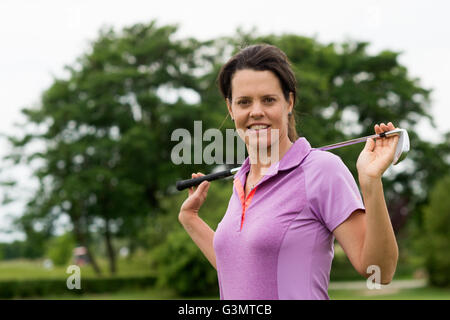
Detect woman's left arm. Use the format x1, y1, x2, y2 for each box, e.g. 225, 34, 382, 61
333, 122, 399, 284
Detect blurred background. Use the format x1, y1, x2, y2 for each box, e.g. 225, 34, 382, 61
0, 0, 449, 299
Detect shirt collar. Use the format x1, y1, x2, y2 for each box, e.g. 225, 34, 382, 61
234, 137, 312, 183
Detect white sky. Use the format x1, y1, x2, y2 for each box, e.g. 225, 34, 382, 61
0, 0, 449, 241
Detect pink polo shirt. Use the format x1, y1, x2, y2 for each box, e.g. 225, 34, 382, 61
213, 137, 366, 300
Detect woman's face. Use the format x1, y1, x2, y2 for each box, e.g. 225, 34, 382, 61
227, 69, 293, 150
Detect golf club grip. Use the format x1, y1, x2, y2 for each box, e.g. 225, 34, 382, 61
176, 169, 234, 191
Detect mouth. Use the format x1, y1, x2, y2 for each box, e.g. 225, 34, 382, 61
247, 124, 271, 132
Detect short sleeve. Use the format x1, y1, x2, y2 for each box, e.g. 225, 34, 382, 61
305, 151, 366, 232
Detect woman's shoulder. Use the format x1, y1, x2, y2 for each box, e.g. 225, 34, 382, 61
302, 148, 345, 171
297, 148, 357, 189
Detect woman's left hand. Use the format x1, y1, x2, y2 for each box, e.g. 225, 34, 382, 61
356, 122, 400, 181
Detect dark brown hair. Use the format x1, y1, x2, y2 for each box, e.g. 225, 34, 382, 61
217, 44, 299, 142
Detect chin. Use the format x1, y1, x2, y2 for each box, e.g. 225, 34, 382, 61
239, 127, 281, 150
248, 138, 272, 149
248, 135, 280, 150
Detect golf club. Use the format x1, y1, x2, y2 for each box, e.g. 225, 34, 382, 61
175, 128, 410, 191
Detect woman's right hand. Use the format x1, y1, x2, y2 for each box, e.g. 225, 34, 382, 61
178, 172, 210, 224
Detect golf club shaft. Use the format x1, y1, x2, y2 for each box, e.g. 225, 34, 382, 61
318, 129, 399, 151
175, 129, 402, 191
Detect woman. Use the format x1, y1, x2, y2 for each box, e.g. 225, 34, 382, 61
178, 44, 399, 300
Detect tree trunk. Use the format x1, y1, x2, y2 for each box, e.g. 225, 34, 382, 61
104, 217, 116, 275
84, 244, 102, 276
73, 219, 102, 276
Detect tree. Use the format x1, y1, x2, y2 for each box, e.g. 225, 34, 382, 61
3, 21, 221, 275
421, 174, 450, 287
46, 232, 76, 266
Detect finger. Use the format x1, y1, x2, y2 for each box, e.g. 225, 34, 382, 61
388, 133, 400, 149
374, 124, 383, 148
195, 180, 210, 198
380, 123, 389, 147
192, 172, 201, 187
374, 123, 382, 134
386, 122, 397, 147
387, 122, 396, 130
188, 173, 196, 195
380, 122, 389, 132
386, 121, 398, 142
190, 172, 206, 193
201, 180, 210, 192
364, 137, 375, 152
194, 172, 205, 186
386, 134, 399, 161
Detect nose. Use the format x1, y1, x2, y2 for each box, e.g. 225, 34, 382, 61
249, 101, 264, 118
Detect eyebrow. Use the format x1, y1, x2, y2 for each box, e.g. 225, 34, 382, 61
235, 94, 279, 100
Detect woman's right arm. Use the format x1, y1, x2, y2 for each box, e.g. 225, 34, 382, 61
178, 173, 217, 269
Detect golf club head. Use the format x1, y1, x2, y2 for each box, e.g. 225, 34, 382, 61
391, 128, 409, 165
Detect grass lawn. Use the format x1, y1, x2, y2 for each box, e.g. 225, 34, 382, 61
21, 286, 450, 300
25, 287, 218, 300
328, 286, 450, 300
0, 257, 154, 280
1, 259, 448, 300
0, 259, 69, 280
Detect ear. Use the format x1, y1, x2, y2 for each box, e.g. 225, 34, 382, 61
226, 98, 234, 119
288, 92, 294, 114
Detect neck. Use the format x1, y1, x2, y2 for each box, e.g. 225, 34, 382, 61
247, 135, 293, 177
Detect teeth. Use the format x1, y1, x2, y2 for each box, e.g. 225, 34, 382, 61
249, 125, 269, 130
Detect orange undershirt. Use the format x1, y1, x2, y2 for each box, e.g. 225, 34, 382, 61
233, 178, 258, 231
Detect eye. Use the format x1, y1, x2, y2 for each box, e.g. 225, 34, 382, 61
237, 99, 250, 106
263, 97, 276, 103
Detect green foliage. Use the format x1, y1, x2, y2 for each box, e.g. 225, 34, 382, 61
0, 242, 24, 260
331, 242, 417, 281
0, 239, 48, 260
151, 229, 219, 297
330, 244, 363, 281
150, 182, 231, 297
45, 233, 76, 266
421, 175, 450, 287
